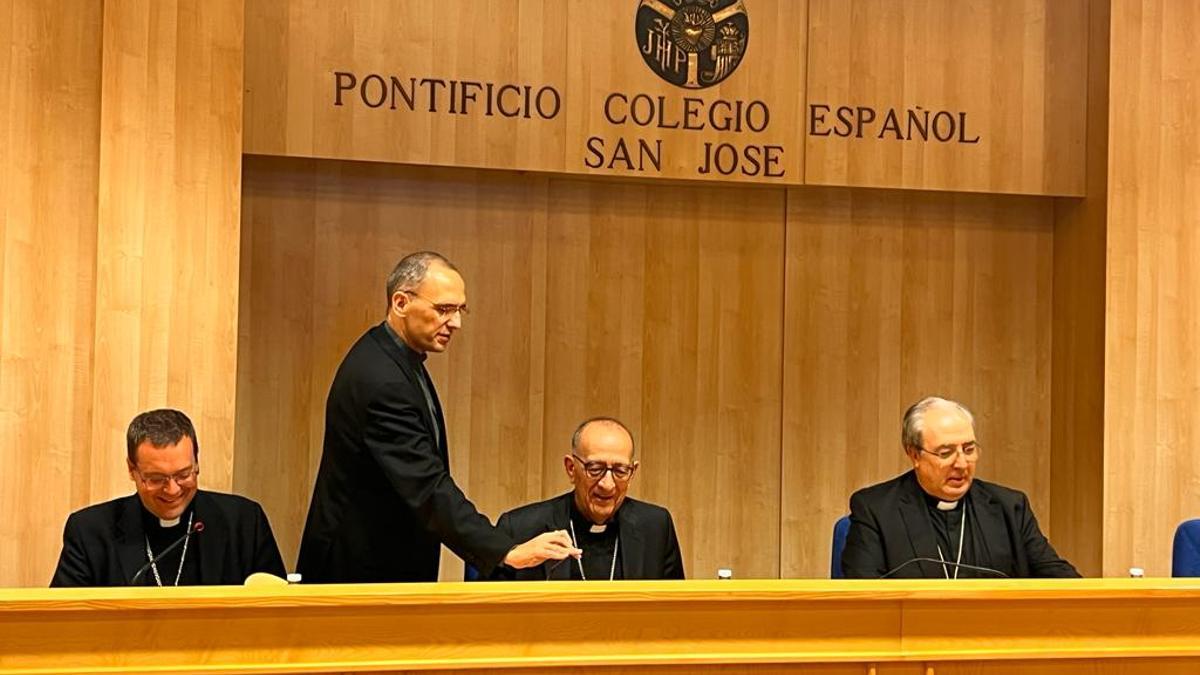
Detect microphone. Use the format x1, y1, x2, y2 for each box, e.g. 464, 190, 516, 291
879, 556, 1008, 579
130, 520, 205, 585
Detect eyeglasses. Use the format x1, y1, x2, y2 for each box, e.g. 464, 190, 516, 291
917, 443, 981, 462
135, 466, 199, 490
570, 454, 636, 481
403, 290, 469, 319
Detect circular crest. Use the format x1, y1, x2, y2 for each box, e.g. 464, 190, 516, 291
635, 0, 749, 89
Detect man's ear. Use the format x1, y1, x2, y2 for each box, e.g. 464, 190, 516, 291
390, 290, 409, 316
904, 446, 921, 465
127, 459, 137, 482
563, 455, 576, 480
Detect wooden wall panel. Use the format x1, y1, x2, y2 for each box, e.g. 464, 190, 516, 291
245, 0, 571, 171
90, 0, 245, 497
237, 157, 785, 579
245, 0, 1088, 195
780, 187, 1055, 577
246, 0, 805, 186
0, 0, 103, 588
1049, 0, 1108, 578
804, 0, 1088, 196
540, 179, 785, 579
565, 0, 805, 183
1104, 0, 1200, 577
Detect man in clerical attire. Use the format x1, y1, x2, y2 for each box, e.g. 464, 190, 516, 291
491, 417, 685, 581
51, 409, 286, 587
297, 251, 578, 583
842, 396, 1080, 579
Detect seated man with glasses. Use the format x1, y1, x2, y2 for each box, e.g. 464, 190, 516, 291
51, 409, 285, 586
842, 396, 1079, 579
491, 417, 685, 580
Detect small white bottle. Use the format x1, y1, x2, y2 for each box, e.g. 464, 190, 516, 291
1128, 567, 1144, 578
717, 568, 733, 580
286, 572, 303, 584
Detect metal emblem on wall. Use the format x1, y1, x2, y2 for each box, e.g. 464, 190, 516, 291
636, 0, 749, 89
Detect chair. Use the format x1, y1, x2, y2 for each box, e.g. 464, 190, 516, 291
1172, 519, 1200, 576
464, 563, 481, 581
831, 515, 851, 578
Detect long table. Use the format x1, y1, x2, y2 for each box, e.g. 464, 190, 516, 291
3, 579, 1200, 674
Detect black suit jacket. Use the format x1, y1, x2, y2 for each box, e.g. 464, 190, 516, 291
297, 323, 513, 583
50, 491, 285, 587
491, 492, 685, 580
842, 471, 1080, 579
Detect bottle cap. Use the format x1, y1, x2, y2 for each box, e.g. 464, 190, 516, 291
286, 573, 303, 584
717, 568, 733, 580
1128, 567, 1145, 578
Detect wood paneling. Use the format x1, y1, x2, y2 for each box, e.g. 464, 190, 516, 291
804, 0, 1088, 196
1049, 0, 1109, 578
244, 0, 1089, 195
240, 157, 1060, 580
90, 0, 246, 496
246, 0, 806, 186
0, 0, 103, 588
1104, 0, 1200, 577
565, 0, 805, 183
780, 187, 1055, 577
237, 157, 785, 578
245, 0, 571, 170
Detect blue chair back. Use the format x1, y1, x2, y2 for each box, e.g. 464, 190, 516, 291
1172, 519, 1200, 576
831, 515, 851, 578
464, 563, 481, 581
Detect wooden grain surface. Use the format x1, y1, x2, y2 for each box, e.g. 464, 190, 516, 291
3, 580, 1200, 673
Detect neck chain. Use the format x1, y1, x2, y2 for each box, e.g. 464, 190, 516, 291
144, 511, 193, 587
568, 518, 618, 581
935, 506, 967, 580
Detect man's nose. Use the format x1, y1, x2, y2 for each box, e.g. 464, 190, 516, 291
447, 311, 463, 329
163, 480, 183, 496
598, 470, 617, 490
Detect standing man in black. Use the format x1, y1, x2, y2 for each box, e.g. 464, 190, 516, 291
298, 251, 579, 582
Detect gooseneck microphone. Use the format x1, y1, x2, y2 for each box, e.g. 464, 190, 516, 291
879, 556, 1008, 579
130, 520, 205, 585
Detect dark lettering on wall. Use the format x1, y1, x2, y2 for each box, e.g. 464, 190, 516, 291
808, 103, 982, 144
330, 70, 562, 121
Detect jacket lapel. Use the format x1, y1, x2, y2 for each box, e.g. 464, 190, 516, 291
370, 323, 446, 460
192, 491, 229, 585
968, 484, 1013, 573
617, 503, 644, 579
115, 496, 148, 585
544, 495, 573, 580
897, 474, 944, 578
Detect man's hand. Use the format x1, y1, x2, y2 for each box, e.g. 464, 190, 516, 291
503, 530, 582, 569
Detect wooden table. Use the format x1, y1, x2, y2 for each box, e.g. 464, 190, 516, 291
4, 579, 1200, 674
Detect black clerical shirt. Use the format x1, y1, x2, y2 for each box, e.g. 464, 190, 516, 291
569, 503, 624, 581
923, 492, 980, 578
138, 504, 200, 586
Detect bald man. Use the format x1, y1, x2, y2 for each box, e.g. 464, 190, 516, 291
492, 417, 685, 581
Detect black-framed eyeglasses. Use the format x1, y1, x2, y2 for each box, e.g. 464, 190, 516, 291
570, 454, 635, 481
403, 290, 469, 319
135, 465, 199, 490
917, 442, 981, 462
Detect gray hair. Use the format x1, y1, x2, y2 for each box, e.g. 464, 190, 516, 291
901, 396, 975, 451
571, 416, 636, 458
385, 251, 459, 307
